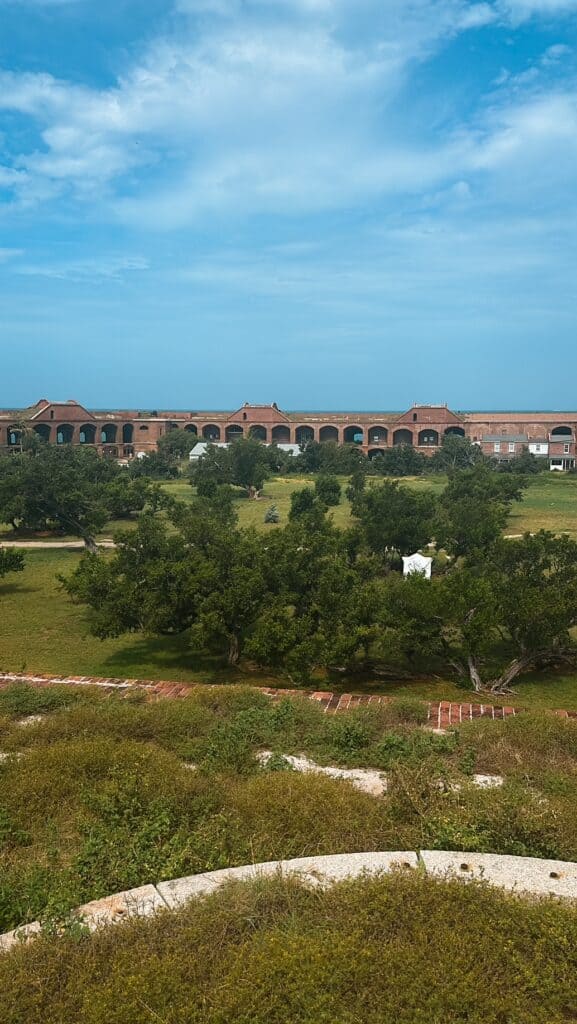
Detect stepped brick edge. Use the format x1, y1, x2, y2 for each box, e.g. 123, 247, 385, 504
3, 850, 577, 954
1, 670, 577, 725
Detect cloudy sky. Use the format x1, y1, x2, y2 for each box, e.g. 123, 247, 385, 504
0, 0, 576, 410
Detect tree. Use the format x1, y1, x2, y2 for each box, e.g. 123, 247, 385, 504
64, 503, 268, 666
435, 464, 527, 559
0, 446, 151, 551
228, 438, 271, 498
370, 445, 426, 477
190, 439, 272, 499
0, 547, 25, 582
158, 428, 197, 459
429, 434, 485, 472
314, 475, 341, 507
128, 450, 180, 480
438, 532, 577, 693
351, 480, 437, 559
288, 487, 316, 521
499, 446, 547, 475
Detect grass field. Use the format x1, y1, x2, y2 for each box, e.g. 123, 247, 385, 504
162, 470, 577, 536
3, 684, 577, 935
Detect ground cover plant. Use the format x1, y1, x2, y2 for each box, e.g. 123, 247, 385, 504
2, 871, 577, 1024
3, 685, 577, 932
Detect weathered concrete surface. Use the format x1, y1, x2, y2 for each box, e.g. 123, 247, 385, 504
0, 921, 41, 954
420, 851, 577, 898
157, 852, 417, 909
256, 751, 387, 796
77, 884, 168, 929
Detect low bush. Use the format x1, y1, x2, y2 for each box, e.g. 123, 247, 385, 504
2, 873, 577, 1024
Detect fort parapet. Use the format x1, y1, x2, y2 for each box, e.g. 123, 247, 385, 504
0, 399, 575, 470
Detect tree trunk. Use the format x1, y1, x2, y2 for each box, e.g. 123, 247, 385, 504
227, 634, 240, 665
82, 533, 99, 554
489, 654, 534, 694
467, 655, 484, 692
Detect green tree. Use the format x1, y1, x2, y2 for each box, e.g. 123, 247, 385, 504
435, 464, 527, 559
0, 547, 25, 582
429, 434, 485, 471
158, 428, 198, 459
351, 480, 437, 559
0, 447, 150, 551
314, 475, 342, 507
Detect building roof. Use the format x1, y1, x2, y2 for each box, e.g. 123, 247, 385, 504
483, 434, 528, 443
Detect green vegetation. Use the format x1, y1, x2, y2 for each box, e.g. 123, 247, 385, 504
3, 871, 577, 1024
3, 685, 577, 936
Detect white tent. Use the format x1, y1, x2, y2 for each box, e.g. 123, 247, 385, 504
402, 553, 432, 579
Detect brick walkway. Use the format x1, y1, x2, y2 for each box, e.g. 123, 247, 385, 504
1, 670, 577, 723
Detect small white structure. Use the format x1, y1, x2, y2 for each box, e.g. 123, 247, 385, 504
189, 442, 229, 461
189, 441, 300, 461
402, 552, 432, 579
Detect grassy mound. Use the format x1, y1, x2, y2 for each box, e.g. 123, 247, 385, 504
3, 684, 577, 931
2, 872, 577, 1023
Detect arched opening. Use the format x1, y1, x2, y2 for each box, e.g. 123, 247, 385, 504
271, 425, 290, 444
203, 424, 221, 441
393, 429, 413, 446
7, 428, 22, 447
79, 424, 96, 445
368, 448, 386, 461
226, 424, 244, 442
33, 424, 51, 443
122, 424, 134, 444
444, 426, 465, 438
101, 424, 117, 444
295, 425, 314, 446
343, 425, 364, 445
139, 425, 149, 433
249, 425, 267, 441
56, 424, 74, 445
184, 424, 198, 436
319, 425, 339, 443
166, 421, 179, 432
368, 425, 388, 445
551, 425, 572, 436
418, 429, 439, 447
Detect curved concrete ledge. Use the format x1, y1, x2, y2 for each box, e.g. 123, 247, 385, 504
3, 849, 577, 955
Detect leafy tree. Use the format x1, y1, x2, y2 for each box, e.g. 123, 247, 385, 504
0, 447, 150, 551
128, 450, 180, 480
0, 547, 25, 582
191, 439, 272, 499
292, 441, 364, 475
438, 532, 577, 692
351, 480, 437, 559
435, 464, 527, 559
288, 487, 316, 521
370, 445, 426, 477
429, 434, 485, 471
345, 467, 366, 504
314, 474, 341, 507
498, 446, 547, 475
158, 428, 198, 459
64, 503, 267, 666
228, 438, 271, 498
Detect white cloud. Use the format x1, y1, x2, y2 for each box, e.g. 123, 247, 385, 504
498, 0, 577, 21
0, 0, 575, 227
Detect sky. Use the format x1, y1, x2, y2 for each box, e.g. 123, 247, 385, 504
0, 0, 576, 411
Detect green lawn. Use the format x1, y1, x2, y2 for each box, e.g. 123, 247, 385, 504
163, 469, 577, 536
2, 549, 577, 709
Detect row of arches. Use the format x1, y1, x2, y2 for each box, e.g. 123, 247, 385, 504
192, 424, 468, 446
5, 424, 136, 446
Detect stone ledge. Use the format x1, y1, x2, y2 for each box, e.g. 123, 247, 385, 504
420, 851, 577, 899
156, 852, 417, 909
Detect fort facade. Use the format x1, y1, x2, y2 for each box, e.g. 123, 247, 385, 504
0, 399, 575, 470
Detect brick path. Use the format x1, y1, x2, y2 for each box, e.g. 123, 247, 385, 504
1, 670, 577, 723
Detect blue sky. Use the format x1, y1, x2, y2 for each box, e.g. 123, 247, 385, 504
0, 0, 576, 411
